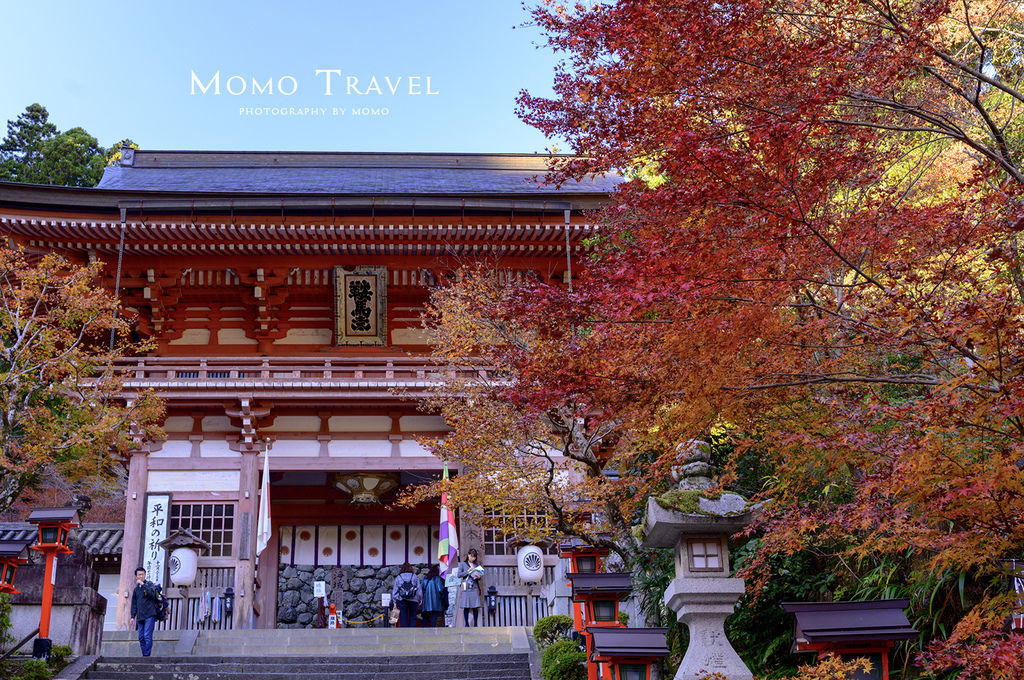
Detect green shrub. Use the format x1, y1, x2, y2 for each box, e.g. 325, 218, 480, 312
48, 644, 73, 666
541, 638, 586, 680
533, 614, 574, 648
14, 658, 53, 680
0, 593, 13, 650
617, 611, 629, 627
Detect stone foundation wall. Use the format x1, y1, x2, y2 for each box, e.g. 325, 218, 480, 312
277, 563, 432, 628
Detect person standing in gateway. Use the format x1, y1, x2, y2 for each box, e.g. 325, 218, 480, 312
129, 567, 160, 657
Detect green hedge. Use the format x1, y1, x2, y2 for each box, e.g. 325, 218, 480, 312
541, 638, 587, 680
533, 614, 575, 648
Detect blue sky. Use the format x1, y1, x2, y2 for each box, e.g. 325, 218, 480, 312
0, 1, 564, 152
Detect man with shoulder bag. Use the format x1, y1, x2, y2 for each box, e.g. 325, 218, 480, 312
129, 567, 162, 656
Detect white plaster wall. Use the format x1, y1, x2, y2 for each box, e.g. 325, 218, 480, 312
201, 416, 235, 432
217, 328, 257, 345
98, 572, 120, 631
269, 440, 320, 457
147, 470, 240, 492
328, 416, 392, 432
327, 439, 392, 457
276, 328, 332, 345
163, 416, 194, 433
265, 416, 321, 432
168, 328, 211, 345
398, 440, 436, 457
399, 415, 451, 432
149, 440, 192, 458
199, 439, 239, 457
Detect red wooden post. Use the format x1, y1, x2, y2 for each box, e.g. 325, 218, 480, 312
27, 507, 80, 658
38, 551, 56, 638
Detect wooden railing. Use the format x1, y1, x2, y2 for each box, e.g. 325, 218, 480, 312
108, 356, 499, 399
478, 565, 554, 627
157, 567, 236, 631
114, 356, 490, 386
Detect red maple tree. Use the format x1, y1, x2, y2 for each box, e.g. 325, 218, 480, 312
496, 0, 1024, 675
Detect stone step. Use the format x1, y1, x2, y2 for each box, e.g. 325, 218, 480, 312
87, 654, 533, 680
96, 654, 527, 665
94, 660, 525, 672
99, 628, 528, 658
87, 671, 529, 680
189, 644, 513, 656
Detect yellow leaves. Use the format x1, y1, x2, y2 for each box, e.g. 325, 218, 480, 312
0, 247, 163, 511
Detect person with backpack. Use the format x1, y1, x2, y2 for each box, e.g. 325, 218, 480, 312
420, 564, 447, 627
129, 567, 163, 656
391, 562, 422, 628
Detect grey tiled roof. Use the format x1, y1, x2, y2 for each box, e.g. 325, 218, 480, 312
0, 522, 123, 556
97, 151, 624, 195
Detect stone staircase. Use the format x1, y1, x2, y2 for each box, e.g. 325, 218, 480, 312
84, 653, 532, 680
86, 627, 536, 679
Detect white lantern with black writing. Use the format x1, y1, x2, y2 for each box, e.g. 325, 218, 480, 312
517, 544, 545, 583
168, 547, 198, 586
159, 528, 211, 588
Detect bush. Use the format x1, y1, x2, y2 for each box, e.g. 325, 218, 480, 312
541, 638, 587, 680
533, 614, 575, 648
0, 593, 12, 651
48, 644, 73, 666
13, 658, 53, 680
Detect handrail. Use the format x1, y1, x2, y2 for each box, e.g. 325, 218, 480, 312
0, 626, 41, 662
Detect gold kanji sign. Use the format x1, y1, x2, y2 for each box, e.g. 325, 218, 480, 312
334, 266, 388, 345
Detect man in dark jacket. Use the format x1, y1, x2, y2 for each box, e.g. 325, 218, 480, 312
129, 567, 160, 656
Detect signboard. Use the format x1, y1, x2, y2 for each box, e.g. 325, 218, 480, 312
314, 581, 326, 598
445, 571, 461, 626
328, 614, 338, 629
142, 494, 171, 588
334, 266, 387, 346
381, 592, 391, 607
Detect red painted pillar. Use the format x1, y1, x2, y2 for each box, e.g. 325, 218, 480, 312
38, 551, 56, 638
585, 632, 598, 680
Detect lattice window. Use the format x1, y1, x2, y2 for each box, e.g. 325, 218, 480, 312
482, 509, 557, 556
687, 538, 724, 572
170, 503, 235, 557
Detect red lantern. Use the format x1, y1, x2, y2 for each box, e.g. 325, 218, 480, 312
27, 507, 80, 648
0, 538, 33, 594
587, 627, 670, 680
568, 572, 632, 680
559, 539, 609, 574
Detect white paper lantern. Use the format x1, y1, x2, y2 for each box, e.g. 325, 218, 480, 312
168, 547, 198, 586
517, 545, 545, 583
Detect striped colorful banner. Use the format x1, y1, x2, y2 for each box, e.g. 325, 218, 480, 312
438, 462, 459, 577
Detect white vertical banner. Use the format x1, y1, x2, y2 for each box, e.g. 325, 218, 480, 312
1013, 559, 1024, 630
142, 494, 171, 588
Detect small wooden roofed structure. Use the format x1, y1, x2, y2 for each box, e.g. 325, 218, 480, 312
586, 626, 670, 658
781, 598, 918, 650
567, 572, 633, 598
782, 599, 918, 680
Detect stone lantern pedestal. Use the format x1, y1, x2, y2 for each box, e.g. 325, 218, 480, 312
642, 492, 755, 680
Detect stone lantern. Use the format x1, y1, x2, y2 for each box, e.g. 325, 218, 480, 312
640, 442, 756, 680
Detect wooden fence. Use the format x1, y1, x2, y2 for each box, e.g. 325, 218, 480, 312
474, 565, 554, 627
156, 567, 235, 631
